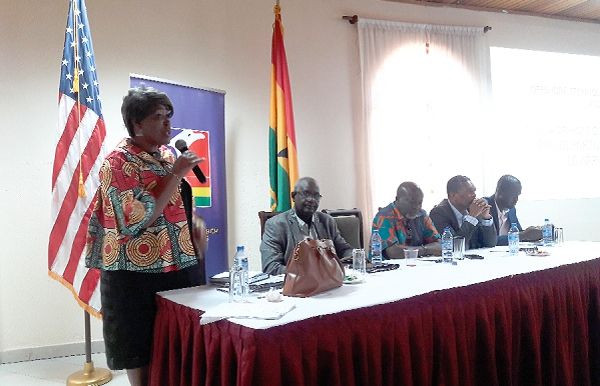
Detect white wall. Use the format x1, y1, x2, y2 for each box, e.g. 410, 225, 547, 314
1, 0, 599, 359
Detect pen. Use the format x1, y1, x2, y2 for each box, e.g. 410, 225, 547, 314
490, 250, 509, 253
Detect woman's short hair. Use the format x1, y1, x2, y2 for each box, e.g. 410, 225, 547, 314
121, 85, 173, 137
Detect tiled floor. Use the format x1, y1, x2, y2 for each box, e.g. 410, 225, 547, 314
0, 353, 129, 385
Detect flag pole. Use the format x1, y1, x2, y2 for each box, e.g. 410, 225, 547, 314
65, 3, 110, 383
66, 311, 112, 386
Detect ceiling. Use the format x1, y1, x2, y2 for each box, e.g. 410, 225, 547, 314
384, 0, 600, 24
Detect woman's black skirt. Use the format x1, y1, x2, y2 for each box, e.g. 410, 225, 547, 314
100, 265, 201, 370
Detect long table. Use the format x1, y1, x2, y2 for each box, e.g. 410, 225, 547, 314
148, 242, 600, 386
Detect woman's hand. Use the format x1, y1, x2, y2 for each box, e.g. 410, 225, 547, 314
172, 151, 203, 178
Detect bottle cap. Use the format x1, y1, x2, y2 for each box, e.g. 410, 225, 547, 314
236, 245, 244, 251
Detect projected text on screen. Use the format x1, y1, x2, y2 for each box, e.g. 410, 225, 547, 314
490, 47, 600, 200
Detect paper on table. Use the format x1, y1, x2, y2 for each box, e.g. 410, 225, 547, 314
200, 299, 295, 325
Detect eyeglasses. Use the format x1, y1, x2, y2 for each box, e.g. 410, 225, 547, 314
295, 191, 323, 200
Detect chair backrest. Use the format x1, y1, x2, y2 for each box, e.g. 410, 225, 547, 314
258, 211, 281, 238
321, 208, 364, 249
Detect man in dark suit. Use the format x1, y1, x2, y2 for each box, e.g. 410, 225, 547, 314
430, 175, 497, 249
484, 175, 542, 246
260, 177, 353, 275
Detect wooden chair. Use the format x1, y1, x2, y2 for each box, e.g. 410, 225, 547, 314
321, 208, 364, 249
258, 210, 281, 239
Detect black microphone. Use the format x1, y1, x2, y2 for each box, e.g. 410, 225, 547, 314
174, 139, 207, 183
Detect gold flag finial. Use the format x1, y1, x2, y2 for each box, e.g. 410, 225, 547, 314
274, 0, 280, 16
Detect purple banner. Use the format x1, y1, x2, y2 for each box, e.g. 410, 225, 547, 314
130, 75, 228, 280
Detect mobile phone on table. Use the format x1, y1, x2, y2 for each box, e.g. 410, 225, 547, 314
464, 254, 484, 260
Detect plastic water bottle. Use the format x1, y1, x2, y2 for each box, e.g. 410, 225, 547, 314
235, 246, 249, 297
236, 245, 249, 272
508, 223, 520, 256
370, 230, 383, 266
228, 256, 242, 302
542, 219, 553, 246
441, 227, 453, 263
229, 245, 249, 302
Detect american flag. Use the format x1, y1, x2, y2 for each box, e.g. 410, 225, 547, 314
48, 0, 106, 317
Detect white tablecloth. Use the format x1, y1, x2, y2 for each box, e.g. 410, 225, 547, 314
158, 241, 600, 329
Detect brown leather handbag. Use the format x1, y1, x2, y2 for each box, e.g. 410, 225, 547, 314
282, 238, 345, 297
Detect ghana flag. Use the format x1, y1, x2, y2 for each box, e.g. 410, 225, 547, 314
269, 2, 299, 211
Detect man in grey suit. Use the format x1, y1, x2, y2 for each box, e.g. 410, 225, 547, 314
261, 177, 353, 275
430, 175, 497, 250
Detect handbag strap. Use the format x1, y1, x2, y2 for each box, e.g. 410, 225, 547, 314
293, 239, 336, 262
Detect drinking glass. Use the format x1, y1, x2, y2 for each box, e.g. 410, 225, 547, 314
453, 236, 465, 260
553, 227, 564, 246
352, 249, 367, 280
403, 248, 419, 267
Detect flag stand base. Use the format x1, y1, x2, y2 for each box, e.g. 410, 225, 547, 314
66, 310, 112, 385
67, 361, 112, 385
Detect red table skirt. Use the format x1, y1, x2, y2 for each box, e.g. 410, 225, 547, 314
149, 259, 600, 386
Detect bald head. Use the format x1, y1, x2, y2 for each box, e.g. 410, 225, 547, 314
294, 177, 318, 192
395, 182, 423, 219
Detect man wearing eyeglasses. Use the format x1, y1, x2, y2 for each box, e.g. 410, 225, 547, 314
261, 177, 353, 275
372, 182, 442, 258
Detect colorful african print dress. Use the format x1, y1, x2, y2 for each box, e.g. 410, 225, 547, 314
86, 139, 197, 272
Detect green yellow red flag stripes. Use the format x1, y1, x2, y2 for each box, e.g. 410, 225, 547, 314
269, 2, 299, 211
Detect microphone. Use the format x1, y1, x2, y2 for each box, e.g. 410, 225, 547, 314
174, 139, 207, 183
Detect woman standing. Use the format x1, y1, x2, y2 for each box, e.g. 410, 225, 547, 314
86, 86, 206, 386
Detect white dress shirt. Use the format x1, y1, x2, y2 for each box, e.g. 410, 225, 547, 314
495, 203, 510, 236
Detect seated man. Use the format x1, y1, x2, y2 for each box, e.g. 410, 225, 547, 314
430, 175, 497, 249
485, 175, 542, 246
260, 177, 353, 275
372, 182, 441, 258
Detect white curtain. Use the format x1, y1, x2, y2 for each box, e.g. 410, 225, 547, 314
357, 19, 492, 224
